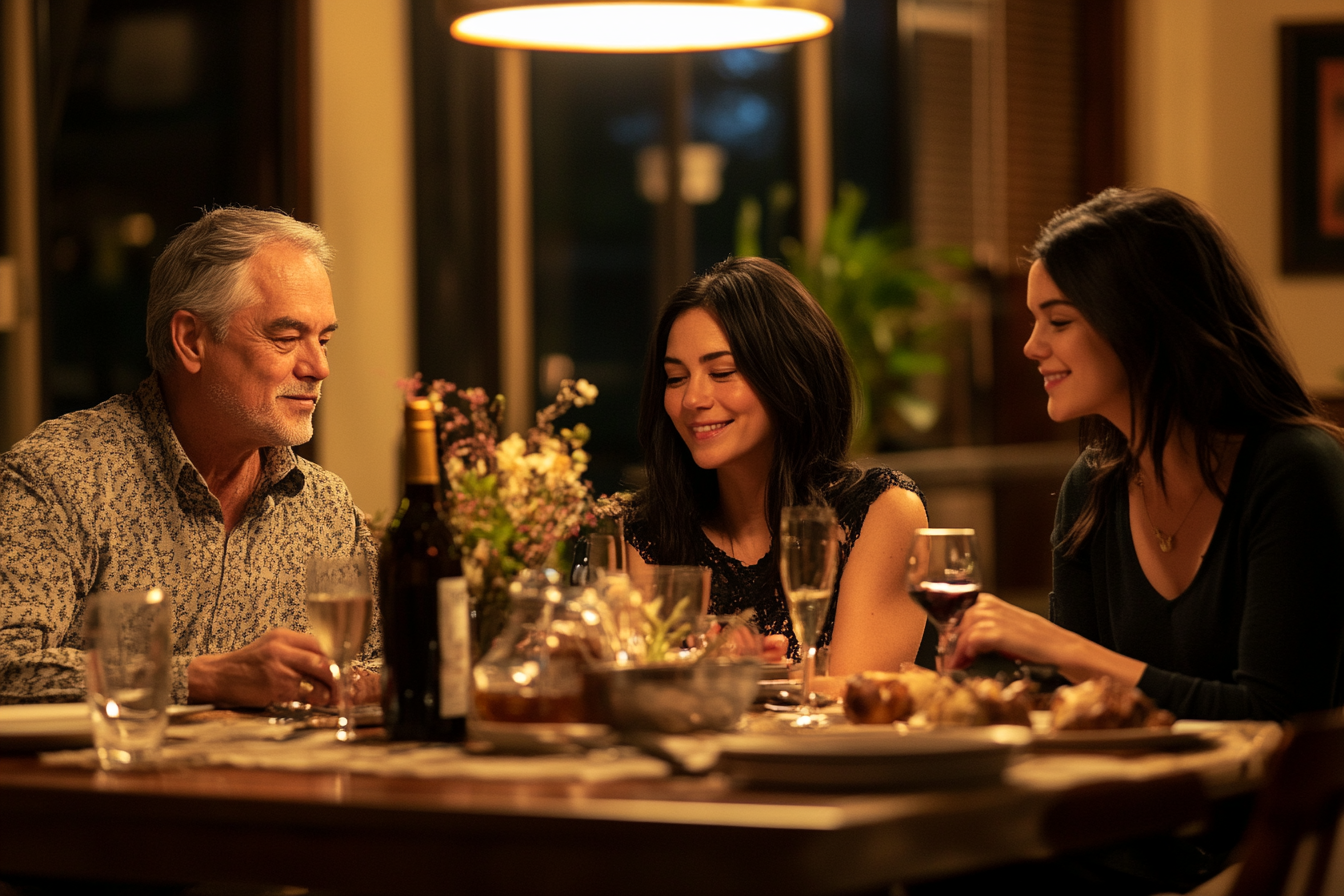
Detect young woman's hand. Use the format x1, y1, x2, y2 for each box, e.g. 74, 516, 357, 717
949, 593, 1145, 687
947, 593, 1061, 668
762, 634, 789, 663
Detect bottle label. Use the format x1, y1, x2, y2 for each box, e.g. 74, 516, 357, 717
437, 577, 470, 718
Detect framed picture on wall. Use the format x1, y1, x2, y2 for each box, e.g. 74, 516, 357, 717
1281, 23, 1344, 273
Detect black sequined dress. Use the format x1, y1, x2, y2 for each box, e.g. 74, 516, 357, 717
624, 467, 924, 661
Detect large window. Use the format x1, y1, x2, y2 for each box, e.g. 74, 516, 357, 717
38, 0, 306, 422
412, 0, 901, 495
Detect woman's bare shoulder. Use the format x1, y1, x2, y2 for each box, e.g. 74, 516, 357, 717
848, 483, 926, 549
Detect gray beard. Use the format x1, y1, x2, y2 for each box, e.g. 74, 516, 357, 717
207, 381, 320, 447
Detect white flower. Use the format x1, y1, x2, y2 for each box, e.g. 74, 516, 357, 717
495, 433, 527, 470
574, 379, 598, 406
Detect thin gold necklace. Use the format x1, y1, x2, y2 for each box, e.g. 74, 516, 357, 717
1134, 471, 1206, 553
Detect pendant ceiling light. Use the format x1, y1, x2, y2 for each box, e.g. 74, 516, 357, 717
447, 0, 837, 53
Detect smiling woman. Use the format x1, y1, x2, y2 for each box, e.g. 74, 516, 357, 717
952, 187, 1344, 724
661, 306, 775, 477
623, 257, 934, 674
1023, 261, 1128, 427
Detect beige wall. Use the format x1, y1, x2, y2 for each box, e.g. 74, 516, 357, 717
311, 0, 415, 521
1129, 0, 1344, 397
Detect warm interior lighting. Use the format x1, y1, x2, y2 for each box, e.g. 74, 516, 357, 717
450, 2, 833, 53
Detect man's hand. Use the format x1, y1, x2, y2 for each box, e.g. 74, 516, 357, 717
346, 667, 382, 706
187, 629, 339, 707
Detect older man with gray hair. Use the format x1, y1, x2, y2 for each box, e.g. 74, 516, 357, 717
0, 207, 379, 707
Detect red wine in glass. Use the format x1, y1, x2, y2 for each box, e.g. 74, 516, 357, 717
908, 580, 980, 625
905, 529, 981, 673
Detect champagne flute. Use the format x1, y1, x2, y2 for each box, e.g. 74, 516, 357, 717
905, 529, 981, 674
779, 505, 840, 728
305, 555, 375, 742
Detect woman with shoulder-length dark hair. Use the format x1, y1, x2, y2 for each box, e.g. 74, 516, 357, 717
951, 186, 1344, 721
624, 256, 934, 673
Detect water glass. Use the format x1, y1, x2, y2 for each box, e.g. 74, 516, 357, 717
624, 564, 709, 662
84, 589, 172, 771
650, 565, 710, 617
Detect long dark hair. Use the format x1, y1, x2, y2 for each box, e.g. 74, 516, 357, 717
631, 256, 861, 562
1035, 187, 1342, 552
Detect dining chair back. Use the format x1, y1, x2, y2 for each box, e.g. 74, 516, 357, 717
1226, 708, 1344, 896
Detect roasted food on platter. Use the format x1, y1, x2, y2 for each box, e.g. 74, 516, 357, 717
843, 665, 1033, 727
842, 672, 913, 724
924, 677, 1034, 727
842, 665, 943, 724
1048, 677, 1175, 730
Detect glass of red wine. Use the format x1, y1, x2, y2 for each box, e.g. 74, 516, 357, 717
905, 528, 981, 674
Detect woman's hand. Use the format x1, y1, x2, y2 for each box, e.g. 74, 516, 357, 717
949, 593, 1145, 687
762, 634, 788, 663
948, 593, 1063, 669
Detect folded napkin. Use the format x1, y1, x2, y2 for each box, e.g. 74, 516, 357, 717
41, 729, 671, 782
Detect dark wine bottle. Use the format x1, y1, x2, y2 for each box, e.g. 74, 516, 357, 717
379, 398, 467, 742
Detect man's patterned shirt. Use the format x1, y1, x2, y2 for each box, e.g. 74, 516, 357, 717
0, 376, 379, 704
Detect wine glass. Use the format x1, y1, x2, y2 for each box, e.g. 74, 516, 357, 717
588, 534, 622, 577
304, 555, 375, 742
572, 534, 621, 585
779, 505, 840, 728
572, 516, 625, 586
905, 528, 981, 674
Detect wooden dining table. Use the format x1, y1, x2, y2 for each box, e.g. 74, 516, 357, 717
0, 718, 1280, 896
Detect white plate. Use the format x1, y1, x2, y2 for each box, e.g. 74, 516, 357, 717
167, 703, 215, 718
716, 727, 1025, 791
0, 703, 92, 751
0, 703, 214, 752
1030, 727, 1211, 752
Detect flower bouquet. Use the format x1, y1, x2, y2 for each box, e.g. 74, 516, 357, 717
398, 374, 599, 656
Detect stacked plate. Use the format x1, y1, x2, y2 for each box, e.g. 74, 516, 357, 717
717, 726, 1031, 791
0, 703, 212, 752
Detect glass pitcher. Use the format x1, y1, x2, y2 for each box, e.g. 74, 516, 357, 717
472, 568, 593, 723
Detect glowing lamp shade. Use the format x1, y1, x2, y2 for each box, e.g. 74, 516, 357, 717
449, 2, 833, 53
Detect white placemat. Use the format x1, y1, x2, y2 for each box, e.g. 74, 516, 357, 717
41, 727, 671, 782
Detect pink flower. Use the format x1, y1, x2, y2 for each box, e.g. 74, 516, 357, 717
396, 373, 425, 403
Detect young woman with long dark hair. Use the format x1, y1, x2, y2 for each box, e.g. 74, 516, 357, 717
951, 187, 1344, 721
624, 256, 934, 673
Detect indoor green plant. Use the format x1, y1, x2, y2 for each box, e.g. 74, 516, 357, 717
738, 182, 969, 452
